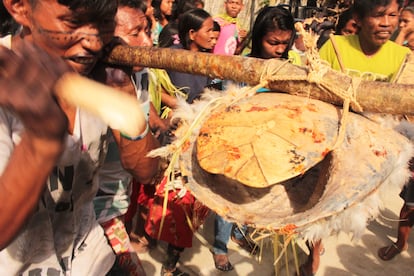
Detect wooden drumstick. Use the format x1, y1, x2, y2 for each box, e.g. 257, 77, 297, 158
54, 72, 146, 137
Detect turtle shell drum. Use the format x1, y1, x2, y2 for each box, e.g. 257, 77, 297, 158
179, 93, 413, 240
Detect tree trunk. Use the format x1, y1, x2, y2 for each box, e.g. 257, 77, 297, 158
106, 45, 414, 115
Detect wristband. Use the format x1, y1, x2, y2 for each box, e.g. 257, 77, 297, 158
121, 123, 149, 141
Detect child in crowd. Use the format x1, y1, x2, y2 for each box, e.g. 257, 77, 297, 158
213, 0, 247, 56
152, 0, 175, 45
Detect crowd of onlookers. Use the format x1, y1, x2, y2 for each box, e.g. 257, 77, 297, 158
1, 0, 414, 275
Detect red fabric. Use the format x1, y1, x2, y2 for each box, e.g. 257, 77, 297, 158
137, 182, 156, 206
145, 177, 210, 248
125, 179, 156, 224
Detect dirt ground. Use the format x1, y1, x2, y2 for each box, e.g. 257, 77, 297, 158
138, 185, 414, 276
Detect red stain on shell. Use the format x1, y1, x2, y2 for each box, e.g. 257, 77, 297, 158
224, 166, 233, 173
227, 147, 241, 160
294, 164, 305, 173
321, 148, 331, 157
299, 128, 326, 143
306, 104, 318, 112
312, 131, 325, 143
247, 106, 269, 112
373, 149, 387, 157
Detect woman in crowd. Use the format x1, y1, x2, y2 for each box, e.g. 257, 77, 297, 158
250, 5, 299, 62
165, 8, 215, 103
144, 8, 216, 276
395, 5, 414, 46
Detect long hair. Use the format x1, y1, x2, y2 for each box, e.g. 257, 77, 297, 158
250, 6, 295, 59
171, 0, 197, 22
178, 8, 211, 50
158, 22, 179, 48
1, 2, 20, 36
152, 0, 173, 22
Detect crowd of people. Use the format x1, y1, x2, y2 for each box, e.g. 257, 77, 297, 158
0, 0, 414, 275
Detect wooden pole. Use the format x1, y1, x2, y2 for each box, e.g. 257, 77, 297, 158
106, 45, 414, 115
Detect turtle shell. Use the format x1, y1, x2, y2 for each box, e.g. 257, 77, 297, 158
180, 93, 411, 232
196, 93, 340, 188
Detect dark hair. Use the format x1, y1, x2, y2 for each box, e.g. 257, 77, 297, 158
353, 0, 404, 19
119, 0, 147, 13
250, 5, 295, 59
158, 21, 179, 48
0, 2, 20, 36
335, 7, 354, 34
44, 0, 118, 23
152, 0, 172, 22
213, 21, 221, 32
402, 5, 414, 15
171, 0, 197, 22
178, 8, 211, 50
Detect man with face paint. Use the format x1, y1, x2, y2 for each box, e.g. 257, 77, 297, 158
0, 0, 159, 274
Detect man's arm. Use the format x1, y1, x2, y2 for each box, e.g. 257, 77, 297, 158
0, 42, 69, 249
0, 134, 64, 249
92, 64, 160, 184
112, 128, 160, 184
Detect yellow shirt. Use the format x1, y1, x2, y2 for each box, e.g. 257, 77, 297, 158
319, 35, 411, 82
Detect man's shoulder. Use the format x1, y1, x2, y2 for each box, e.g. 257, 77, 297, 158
320, 35, 354, 50
333, 34, 358, 45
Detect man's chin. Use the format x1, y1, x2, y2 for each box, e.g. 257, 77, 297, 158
374, 37, 390, 47
69, 62, 96, 76
374, 33, 391, 44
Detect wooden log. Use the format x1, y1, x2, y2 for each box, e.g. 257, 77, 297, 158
106, 45, 414, 115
